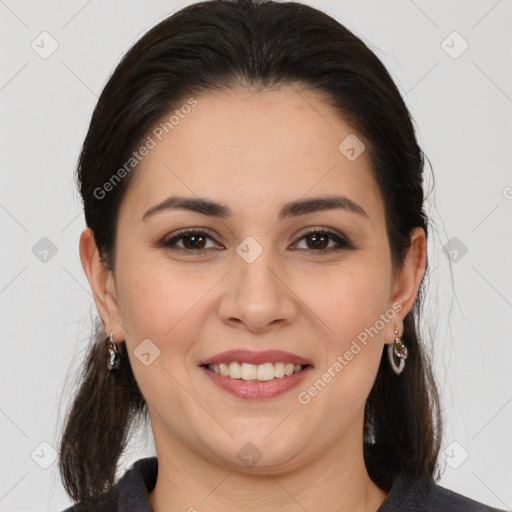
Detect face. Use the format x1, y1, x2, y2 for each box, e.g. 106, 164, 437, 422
88, 86, 424, 473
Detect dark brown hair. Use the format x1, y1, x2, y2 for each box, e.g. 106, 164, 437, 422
59, 0, 442, 505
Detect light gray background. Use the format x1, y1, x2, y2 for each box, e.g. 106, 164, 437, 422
1, 1, 511, 511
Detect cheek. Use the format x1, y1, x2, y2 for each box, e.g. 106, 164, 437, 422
115, 251, 216, 338
115, 245, 391, 354
114, 257, 215, 410
294, 263, 390, 402
297, 261, 391, 341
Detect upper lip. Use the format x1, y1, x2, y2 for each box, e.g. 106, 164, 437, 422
198, 349, 314, 367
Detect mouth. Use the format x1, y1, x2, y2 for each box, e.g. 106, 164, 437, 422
197, 349, 314, 383
200, 361, 313, 381
199, 360, 313, 399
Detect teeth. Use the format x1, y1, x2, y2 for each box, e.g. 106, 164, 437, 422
229, 362, 241, 379
274, 362, 285, 378
241, 362, 257, 380
207, 362, 305, 380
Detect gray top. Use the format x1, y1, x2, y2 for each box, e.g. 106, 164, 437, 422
61, 457, 506, 512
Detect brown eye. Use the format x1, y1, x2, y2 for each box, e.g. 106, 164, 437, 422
293, 229, 352, 254
180, 233, 208, 250
162, 229, 220, 253
303, 232, 330, 250
161, 227, 352, 255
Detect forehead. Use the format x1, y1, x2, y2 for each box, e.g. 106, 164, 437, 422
120, 86, 383, 222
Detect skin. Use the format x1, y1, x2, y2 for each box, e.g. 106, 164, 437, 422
80, 85, 426, 512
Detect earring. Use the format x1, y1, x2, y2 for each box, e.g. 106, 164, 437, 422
388, 327, 407, 375
106, 332, 121, 371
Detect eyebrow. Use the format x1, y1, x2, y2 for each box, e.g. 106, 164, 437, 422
142, 194, 368, 222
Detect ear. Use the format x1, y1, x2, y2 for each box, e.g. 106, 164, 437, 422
386, 226, 427, 343
79, 227, 126, 341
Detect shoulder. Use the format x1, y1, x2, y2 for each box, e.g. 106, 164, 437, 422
59, 491, 117, 512
59, 456, 158, 512
59, 486, 118, 512
425, 484, 507, 512
379, 473, 507, 512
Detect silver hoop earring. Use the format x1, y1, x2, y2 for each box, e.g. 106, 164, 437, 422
106, 332, 121, 371
388, 327, 407, 375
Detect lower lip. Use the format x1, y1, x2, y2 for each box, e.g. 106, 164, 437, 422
200, 365, 313, 399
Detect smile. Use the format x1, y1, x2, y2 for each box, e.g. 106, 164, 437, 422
204, 362, 309, 381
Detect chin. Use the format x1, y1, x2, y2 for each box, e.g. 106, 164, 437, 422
200, 430, 308, 473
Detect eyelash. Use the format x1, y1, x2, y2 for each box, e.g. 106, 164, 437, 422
160, 227, 353, 255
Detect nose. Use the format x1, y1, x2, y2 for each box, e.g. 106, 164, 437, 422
217, 248, 299, 333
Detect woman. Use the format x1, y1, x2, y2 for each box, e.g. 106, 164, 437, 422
58, 0, 505, 510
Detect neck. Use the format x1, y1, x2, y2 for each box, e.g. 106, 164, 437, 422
148, 415, 387, 512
